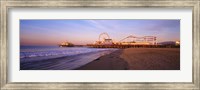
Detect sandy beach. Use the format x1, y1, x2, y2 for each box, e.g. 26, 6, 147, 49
78, 48, 180, 70
76, 49, 129, 70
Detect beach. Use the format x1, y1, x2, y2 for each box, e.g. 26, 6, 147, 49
76, 49, 129, 70
20, 46, 180, 70
78, 48, 180, 70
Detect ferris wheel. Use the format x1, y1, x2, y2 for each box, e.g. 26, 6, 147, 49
99, 32, 110, 42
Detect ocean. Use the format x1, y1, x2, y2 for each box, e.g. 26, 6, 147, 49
20, 46, 118, 70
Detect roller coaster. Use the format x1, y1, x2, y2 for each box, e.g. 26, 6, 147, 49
94, 32, 157, 45
119, 35, 157, 45
87, 32, 179, 48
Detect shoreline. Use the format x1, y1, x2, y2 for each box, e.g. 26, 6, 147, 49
76, 49, 129, 70
20, 50, 116, 70
78, 48, 180, 70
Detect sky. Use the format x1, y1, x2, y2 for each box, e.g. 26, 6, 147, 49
20, 20, 180, 46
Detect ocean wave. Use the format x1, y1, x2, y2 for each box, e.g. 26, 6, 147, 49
20, 47, 116, 59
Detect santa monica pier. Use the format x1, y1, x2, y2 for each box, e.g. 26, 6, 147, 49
60, 32, 180, 48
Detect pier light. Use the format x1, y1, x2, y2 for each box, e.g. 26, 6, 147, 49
175, 41, 180, 46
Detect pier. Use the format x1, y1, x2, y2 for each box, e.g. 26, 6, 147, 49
86, 32, 180, 48
87, 44, 179, 48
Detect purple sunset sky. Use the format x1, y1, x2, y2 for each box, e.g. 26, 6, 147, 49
20, 20, 180, 46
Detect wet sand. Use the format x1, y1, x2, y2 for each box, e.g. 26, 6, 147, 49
78, 48, 180, 70
76, 50, 129, 70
